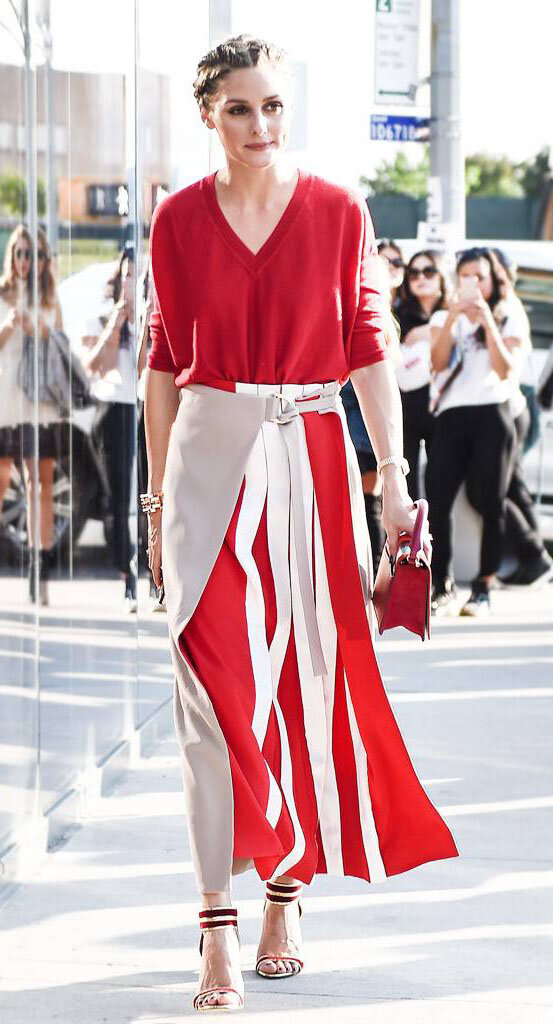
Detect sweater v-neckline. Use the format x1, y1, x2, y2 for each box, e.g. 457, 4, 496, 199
202, 168, 311, 273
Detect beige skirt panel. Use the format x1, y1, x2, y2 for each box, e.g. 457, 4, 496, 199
161, 385, 267, 645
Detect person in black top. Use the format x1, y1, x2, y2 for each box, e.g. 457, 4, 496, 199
395, 250, 451, 500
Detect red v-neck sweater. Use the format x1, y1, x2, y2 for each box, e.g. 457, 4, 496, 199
148, 170, 387, 386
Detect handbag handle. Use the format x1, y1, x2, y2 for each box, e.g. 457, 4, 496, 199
398, 499, 430, 565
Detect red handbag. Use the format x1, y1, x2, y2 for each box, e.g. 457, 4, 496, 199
372, 498, 432, 641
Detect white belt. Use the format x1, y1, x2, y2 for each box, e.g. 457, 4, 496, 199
236, 381, 341, 677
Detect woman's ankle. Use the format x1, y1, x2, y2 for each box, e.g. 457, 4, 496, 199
201, 890, 232, 910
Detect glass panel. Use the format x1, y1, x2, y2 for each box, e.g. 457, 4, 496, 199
135, 0, 209, 726
36, 0, 139, 815
0, 4, 40, 862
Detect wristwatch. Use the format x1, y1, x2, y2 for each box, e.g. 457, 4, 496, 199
377, 455, 410, 477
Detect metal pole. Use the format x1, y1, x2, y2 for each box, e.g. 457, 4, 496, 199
22, 0, 38, 245
429, 0, 465, 238
38, 0, 58, 253
21, 0, 42, 807
208, 0, 232, 173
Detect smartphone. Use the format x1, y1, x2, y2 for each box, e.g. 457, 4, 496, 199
458, 276, 480, 302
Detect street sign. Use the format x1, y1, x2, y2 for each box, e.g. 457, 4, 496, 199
370, 114, 429, 142
374, 0, 421, 106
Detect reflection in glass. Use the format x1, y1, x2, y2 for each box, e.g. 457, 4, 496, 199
0, 0, 179, 876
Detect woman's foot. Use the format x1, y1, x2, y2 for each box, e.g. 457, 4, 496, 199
256, 880, 303, 978
460, 578, 491, 617
195, 908, 244, 1011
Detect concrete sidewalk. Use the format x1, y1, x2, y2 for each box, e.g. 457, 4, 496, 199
1, 586, 552, 1023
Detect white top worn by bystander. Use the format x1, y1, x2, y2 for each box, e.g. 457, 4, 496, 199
395, 336, 432, 392
82, 311, 136, 405
429, 295, 531, 416
0, 294, 60, 429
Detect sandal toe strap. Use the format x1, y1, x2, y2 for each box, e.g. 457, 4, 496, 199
193, 986, 244, 1009
256, 954, 304, 973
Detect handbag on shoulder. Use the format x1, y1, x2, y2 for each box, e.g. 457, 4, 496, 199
372, 498, 432, 641
18, 328, 96, 416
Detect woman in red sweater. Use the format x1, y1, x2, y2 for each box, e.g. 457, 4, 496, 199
143, 34, 458, 1013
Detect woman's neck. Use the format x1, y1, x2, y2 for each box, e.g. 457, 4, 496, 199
418, 295, 437, 316
15, 276, 26, 304
216, 158, 297, 210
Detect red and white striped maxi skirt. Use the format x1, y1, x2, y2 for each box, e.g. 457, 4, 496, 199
162, 381, 458, 893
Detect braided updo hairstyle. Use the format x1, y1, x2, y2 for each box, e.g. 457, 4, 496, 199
193, 34, 293, 112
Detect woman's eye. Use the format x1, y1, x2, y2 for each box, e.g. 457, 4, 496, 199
265, 102, 283, 112
228, 106, 248, 115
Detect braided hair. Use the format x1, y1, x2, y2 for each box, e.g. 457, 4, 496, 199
193, 34, 292, 111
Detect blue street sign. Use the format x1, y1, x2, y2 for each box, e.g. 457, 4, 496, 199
370, 114, 430, 142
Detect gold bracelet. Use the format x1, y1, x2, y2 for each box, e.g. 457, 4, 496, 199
140, 491, 163, 514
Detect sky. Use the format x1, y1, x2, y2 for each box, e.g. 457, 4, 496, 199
1, 0, 552, 180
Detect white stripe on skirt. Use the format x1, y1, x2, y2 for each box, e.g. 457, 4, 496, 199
234, 431, 282, 829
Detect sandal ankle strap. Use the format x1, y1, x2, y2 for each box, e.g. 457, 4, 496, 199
266, 880, 302, 905
199, 906, 238, 931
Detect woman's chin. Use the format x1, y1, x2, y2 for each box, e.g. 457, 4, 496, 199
240, 146, 279, 167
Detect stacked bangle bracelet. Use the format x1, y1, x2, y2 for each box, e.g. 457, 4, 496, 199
140, 491, 164, 513
377, 456, 410, 477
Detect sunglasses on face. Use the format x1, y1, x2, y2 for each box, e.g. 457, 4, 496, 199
408, 265, 438, 280
15, 248, 31, 261
383, 256, 404, 269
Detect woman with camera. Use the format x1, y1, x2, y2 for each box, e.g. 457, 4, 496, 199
427, 247, 522, 617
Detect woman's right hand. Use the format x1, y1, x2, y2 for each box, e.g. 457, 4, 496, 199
3, 307, 21, 334
148, 508, 163, 590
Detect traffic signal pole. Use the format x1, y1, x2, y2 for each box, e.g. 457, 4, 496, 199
429, 0, 465, 240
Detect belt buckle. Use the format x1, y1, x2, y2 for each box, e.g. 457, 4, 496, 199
273, 393, 298, 424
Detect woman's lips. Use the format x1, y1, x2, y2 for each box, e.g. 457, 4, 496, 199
245, 142, 273, 149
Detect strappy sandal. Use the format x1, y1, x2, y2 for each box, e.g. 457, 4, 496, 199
255, 880, 304, 978
193, 906, 244, 1012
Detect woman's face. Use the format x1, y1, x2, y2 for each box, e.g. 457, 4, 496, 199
407, 255, 441, 301
379, 246, 404, 290
203, 63, 294, 169
121, 257, 135, 308
458, 258, 493, 302
13, 236, 32, 281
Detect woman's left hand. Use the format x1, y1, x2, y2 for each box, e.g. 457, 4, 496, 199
381, 473, 418, 557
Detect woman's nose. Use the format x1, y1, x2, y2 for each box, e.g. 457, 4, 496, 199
251, 111, 268, 135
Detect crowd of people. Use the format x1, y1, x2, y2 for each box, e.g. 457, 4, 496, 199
1, 219, 551, 621
0, 225, 147, 612
344, 239, 553, 617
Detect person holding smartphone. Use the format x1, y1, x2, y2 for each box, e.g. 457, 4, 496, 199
426, 247, 523, 617
81, 242, 137, 611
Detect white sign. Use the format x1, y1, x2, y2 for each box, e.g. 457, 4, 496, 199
426, 176, 442, 225
417, 220, 460, 257
374, 0, 421, 107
